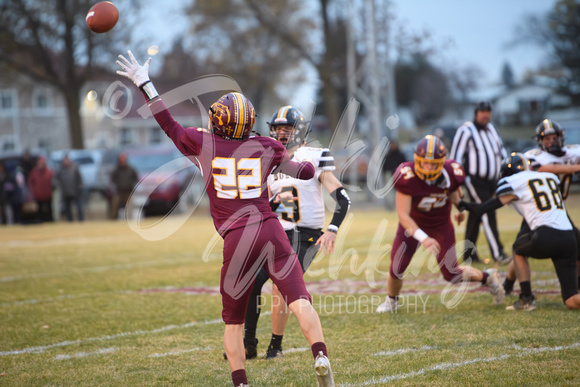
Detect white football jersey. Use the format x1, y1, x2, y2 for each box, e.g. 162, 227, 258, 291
268, 147, 336, 230
525, 145, 580, 199
496, 170, 571, 231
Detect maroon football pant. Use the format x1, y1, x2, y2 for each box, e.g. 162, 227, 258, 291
220, 218, 311, 324
390, 223, 463, 283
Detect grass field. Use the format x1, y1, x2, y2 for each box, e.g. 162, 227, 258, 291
1, 196, 580, 386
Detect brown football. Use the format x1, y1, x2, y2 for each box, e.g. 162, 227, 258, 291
86, 1, 119, 33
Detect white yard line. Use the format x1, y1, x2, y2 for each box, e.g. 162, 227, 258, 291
54, 347, 117, 360
0, 290, 136, 308
283, 347, 309, 354
148, 346, 213, 358
0, 256, 195, 283
344, 342, 580, 386
0, 319, 223, 356
373, 346, 437, 357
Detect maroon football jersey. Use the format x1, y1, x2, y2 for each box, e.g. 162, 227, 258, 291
151, 100, 314, 234
393, 159, 465, 229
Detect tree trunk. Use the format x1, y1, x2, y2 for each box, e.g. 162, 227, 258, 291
319, 70, 340, 132
63, 87, 84, 149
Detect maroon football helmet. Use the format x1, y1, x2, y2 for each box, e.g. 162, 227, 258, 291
414, 135, 447, 182
209, 92, 256, 140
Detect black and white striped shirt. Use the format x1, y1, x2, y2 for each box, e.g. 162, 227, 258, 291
449, 121, 507, 181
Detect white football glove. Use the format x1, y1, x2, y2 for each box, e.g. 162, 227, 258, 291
116, 50, 151, 87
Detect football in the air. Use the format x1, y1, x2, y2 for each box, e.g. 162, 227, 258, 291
86, 1, 119, 33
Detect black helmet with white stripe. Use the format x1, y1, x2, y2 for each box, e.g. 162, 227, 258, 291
499, 152, 530, 179
535, 119, 565, 156
268, 106, 310, 149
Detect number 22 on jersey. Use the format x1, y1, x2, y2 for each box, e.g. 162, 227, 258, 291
212, 157, 262, 199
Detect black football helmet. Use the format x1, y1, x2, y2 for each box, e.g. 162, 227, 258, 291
268, 106, 310, 148
499, 152, 531, 179
209, 92, 256, 140
535, 119, 565, 156
414, 135, 447, 182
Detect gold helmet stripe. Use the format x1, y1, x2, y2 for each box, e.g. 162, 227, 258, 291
232, 92, 246, 138
426, 135, 435, 159
542, 119, 553, 132
277, 106, 292, 120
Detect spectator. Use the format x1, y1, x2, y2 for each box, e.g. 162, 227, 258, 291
28, 156, 54, 222
449, 100, 509, 264
383, 141, 407, 210
0, 162, 11, 224
9, 166, 26, 224
110, 152, 139, 219
383, 141, 407, 175
20, 149, 35, 181
56, 155, 84, 222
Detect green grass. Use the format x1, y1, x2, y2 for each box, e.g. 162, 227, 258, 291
1, 198, 579, 386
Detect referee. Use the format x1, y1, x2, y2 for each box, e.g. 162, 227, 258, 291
450, 101, 509, 264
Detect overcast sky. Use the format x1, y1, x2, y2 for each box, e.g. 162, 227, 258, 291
391, 0, 554, 85
141, 0, 555, 97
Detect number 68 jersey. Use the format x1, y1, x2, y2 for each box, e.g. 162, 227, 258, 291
268, 147, 336, 231
394, 159, 465, 229
496, 170, 572, 231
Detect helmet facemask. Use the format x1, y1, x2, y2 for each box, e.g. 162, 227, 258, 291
536, 119, 565, 157
414, 155, 446, 182
414, 135, 447, 183
268, 106, 310, 149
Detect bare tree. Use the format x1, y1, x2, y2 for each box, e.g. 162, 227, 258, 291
0, 0, 137, 148
181, 0, 313, 121
511, 0, 580, 96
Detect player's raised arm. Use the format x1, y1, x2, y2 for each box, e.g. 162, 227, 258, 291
116, 50, 190, 155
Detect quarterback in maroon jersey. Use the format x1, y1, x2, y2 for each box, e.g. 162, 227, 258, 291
376, 135, 505, 313
117, 51, 335, 387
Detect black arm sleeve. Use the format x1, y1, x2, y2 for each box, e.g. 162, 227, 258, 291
458, 198, 503, 217
329, 188, 351, 229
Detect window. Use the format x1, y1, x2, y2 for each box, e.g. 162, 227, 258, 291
150, 126, 163, 144
1, 135, 16, 151
0, 89, 16, 114
33, 88, 53, 115
120, 127, 134, 146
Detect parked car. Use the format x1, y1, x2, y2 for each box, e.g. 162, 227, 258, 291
124, 145, 201, 216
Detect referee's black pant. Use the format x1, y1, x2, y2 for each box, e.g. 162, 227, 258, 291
462, 175, 505, 262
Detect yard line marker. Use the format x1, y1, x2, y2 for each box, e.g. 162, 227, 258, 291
283, 347, 309, 354
513, 342, 580, 355
0, 319, 223, 356
148, 346, 213, 358
0, 290, 136, 308
373, 346, 436, 356
54, 347, 117, 360
344, 342, 580, 386
0, 256, 194, 283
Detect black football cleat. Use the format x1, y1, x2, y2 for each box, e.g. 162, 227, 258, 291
265, 344, 284, 360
